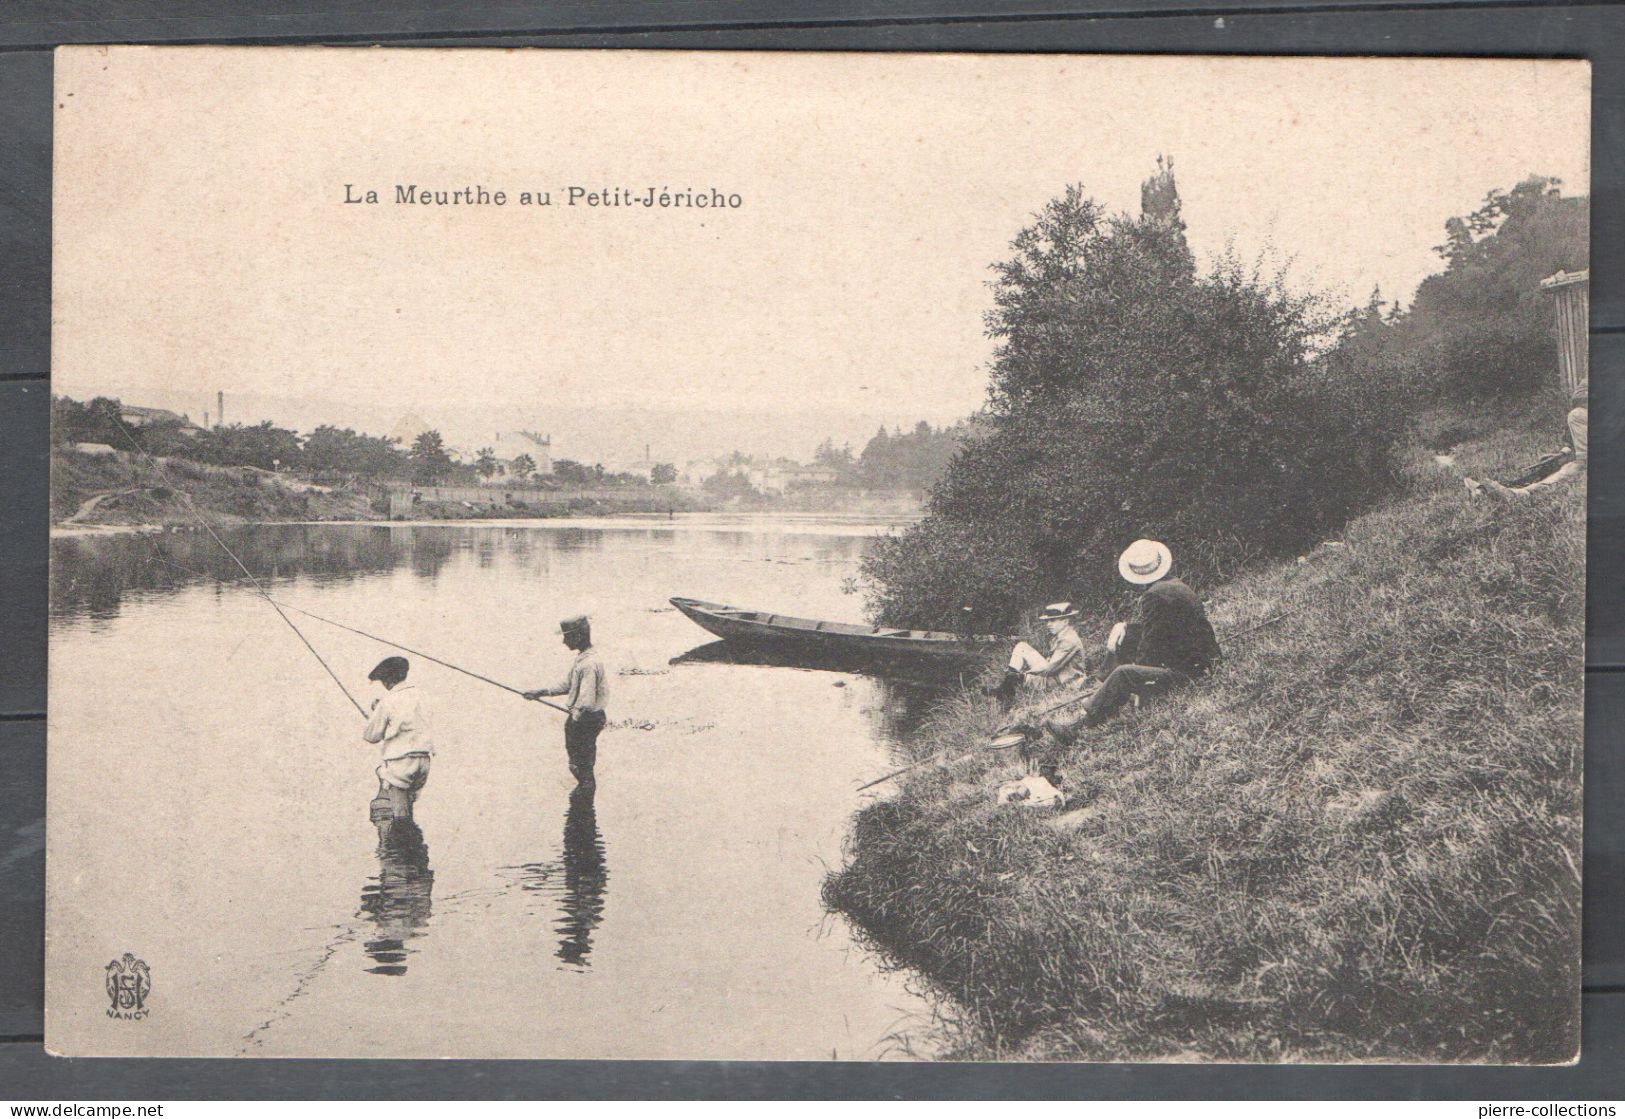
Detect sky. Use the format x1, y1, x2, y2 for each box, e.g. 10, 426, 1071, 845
52, 48, 1589, 465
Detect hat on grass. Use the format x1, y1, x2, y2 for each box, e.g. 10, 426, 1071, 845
1118, 539, 1173, 586
1036, 602, 1079, 622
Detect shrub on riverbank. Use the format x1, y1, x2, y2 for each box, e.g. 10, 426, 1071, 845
826, 427, 1582, 1062
860, 172, 1408, 631
860, 174, 1586, 634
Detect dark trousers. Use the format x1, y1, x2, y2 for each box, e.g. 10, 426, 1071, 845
564, 709, 606, 783
1081, 664, 1190, 726
1036, 662, 1195, 781
1504, 449, 1574, 488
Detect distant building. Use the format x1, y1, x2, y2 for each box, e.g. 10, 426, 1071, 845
388, 412, 434, 447
119, 404, 201, 430
606, 457, 659, 483
72, 442, 119, 457
679, 458, 728, 487
482, 430, 553, 482
603, 444, 664, 484
744, 461, 837, 494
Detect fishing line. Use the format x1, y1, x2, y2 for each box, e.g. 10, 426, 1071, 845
143, 550, 572, 717
268, 599, 572, 716
103, 418, 368, 717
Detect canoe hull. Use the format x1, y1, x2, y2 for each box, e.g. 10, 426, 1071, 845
669, 597, 1006, 663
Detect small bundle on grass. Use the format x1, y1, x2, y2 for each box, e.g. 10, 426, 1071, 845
826, 444, 1582, 1063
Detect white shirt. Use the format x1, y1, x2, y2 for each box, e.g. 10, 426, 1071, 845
362, 683, 435, 760
543, 647, 609, 717
1037, 624, 1087, 684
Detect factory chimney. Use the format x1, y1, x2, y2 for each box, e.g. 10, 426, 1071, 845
217, 391, 224, 428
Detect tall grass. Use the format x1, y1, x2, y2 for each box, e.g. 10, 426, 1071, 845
825, 428, 1582, 1062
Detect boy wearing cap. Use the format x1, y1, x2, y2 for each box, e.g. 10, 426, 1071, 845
1045, 540, 1220, 742
985, 601, 1088, 709
524, 615, 608, 786
363, 655, 434, 820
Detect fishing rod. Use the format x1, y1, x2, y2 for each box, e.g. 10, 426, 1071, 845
142, 552, 574, 717
857, 603, 1307, 790
855, 740, 1010, 792
267, 598, 573, 717
106, 420, 368, 718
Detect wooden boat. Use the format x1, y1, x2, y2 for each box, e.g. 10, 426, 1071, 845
669, 596, 1009, 663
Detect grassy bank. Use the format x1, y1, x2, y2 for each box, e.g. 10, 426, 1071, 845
51, 450, 714, 528
52, 449, 374, 527
824, 425, 1582, 1063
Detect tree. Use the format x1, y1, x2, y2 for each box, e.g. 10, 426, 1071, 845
552, 458, 593, 485
651, 462, 678, 485
511, 453, 536, 480
409, 430, 454, 484
703, 468, 757, 500
303, 425, 408, 478
475, 447, 499, 479
52, 395, 128, 447
193, 421, 304, 472
1407, 176, 1588, 400
861, 166, 1402, 629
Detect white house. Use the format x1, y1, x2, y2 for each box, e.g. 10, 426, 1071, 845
679, 458, 730, 487
480, 430, 553, 482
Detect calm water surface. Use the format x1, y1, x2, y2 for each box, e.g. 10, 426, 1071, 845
48, 514, 950, 1058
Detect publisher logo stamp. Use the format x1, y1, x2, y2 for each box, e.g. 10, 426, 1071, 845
105, 953, 151, 1020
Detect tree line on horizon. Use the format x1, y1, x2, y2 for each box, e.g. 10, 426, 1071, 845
52, 394, 965, 495
861, 162, 1588, 629
49, 400, 660, 488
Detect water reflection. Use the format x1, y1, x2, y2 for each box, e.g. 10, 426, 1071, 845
500, 785, 609, 970
670, 640, 955, 742
53, 515, 939, 1055
51, 526, 406, 620
359, 810, 435, 976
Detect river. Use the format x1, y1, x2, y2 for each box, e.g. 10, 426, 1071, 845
46, 514, 952, 1059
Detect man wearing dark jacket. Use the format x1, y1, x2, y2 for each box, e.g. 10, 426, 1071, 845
1044, 539, 1219, 743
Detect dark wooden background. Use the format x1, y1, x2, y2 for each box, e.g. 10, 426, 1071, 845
1, 0, 1621, 1098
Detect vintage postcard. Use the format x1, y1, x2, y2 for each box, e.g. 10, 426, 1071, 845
47, 47, 1588, 1061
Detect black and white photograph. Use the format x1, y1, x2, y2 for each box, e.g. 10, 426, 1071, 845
44, 46, 1588, 1064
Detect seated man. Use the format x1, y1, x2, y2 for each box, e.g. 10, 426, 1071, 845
1043, 539, 1220, 745
1465, 386, 1587, 500
984, 601, 1088, 709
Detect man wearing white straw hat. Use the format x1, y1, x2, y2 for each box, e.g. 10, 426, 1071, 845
1042, 539, 1220, 744
983, 601, 1089, 709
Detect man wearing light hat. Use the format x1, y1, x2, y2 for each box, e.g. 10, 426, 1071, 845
523, 614, 609, 786
984, 601, 1089, 709
1044, 539, 1220, 742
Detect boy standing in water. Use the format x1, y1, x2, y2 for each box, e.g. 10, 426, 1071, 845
524, 615, 608, 786
363, 655, 435, 820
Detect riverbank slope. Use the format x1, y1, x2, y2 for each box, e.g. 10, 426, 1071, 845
53, 449, 374, 529
50, 449, 705, 530
825, 423, 1583, 1063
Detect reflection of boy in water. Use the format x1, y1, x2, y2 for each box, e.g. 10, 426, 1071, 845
555, 784, 609, 969
359, 815, 434, 976
363, 656, 435, 820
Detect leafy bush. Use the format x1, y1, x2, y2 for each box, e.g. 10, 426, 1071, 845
1410, 177, 1587, 402
863, 171, 1407, 630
